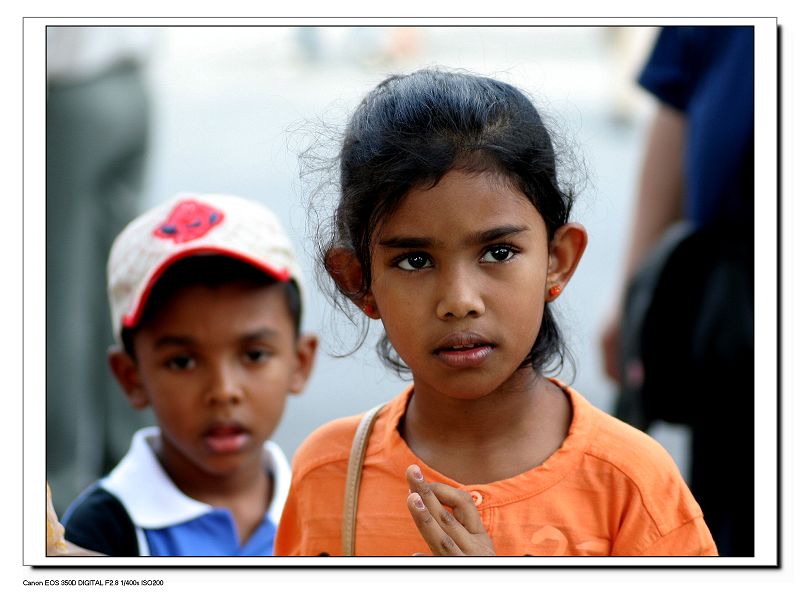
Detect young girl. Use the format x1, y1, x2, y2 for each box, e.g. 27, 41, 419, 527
274, 68, 717, 557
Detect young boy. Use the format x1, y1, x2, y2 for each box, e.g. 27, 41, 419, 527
61, 193, 317, 556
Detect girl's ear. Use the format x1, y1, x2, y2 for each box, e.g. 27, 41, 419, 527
108, 348, 149, 410
288, 333, 319, 394
325, 247, 381, 318
545, 223, 588, 301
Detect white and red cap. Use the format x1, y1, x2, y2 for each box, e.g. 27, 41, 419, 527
107, 193, 305, 343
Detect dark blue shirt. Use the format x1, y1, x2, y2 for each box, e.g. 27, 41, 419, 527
639, 26, 754, 229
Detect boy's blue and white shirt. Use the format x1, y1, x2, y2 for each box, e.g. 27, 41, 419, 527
62, 426, 290, 556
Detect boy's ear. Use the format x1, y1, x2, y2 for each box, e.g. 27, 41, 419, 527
325, 247, 380, 319
288, 333, 319, 395
546, 223, 588, 300
108, 347, 149, 410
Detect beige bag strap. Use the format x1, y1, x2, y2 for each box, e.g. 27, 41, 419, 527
341, 403, 385, 556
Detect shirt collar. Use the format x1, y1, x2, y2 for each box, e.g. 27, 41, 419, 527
378, 381, 596, 503
101, 426, 290, 529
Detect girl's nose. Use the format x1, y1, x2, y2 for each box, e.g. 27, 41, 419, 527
435, 265, 485, 320
204, 362, 242, 406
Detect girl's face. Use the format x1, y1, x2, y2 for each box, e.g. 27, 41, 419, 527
366, 169, 580, 401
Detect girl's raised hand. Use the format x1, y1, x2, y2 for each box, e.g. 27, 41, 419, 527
405, 464, 496, 556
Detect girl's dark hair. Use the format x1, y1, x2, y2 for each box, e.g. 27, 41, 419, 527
121, 255, 302, 357
322, 68, 576, 375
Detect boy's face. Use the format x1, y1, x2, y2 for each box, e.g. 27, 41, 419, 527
110, 281, 316, 486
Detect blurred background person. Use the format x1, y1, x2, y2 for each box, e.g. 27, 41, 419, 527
600, 26, 754, 556
46, 26, 157, 514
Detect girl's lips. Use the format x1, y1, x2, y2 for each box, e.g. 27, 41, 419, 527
203, 423, 250, 454
433, 331, 495, 368
435, 344, 494, 368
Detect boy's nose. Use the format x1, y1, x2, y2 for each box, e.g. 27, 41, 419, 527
205, 363, 242, 406
435, 265, 485, 320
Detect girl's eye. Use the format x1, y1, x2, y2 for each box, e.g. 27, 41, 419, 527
165, 355, 195, 371
481, 246, 516, 263
395, 253, 432, 271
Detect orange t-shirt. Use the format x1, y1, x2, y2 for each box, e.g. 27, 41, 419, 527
274, 385, 717, 556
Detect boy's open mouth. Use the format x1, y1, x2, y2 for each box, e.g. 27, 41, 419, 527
203, 422, 250, 454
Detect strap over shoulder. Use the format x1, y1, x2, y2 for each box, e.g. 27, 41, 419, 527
341, 403, 385, 556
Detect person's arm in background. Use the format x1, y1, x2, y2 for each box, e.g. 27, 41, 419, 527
47, 483, 103, 556
600, 102, 686, 382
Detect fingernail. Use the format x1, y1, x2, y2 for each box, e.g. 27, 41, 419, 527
411, 465, 423, 481
411, 493, 425, 510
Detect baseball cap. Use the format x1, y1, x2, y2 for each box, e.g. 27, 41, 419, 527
107, 192, 306, 343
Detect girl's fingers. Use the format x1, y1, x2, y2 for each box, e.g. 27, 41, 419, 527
425, 482, 485, 535
406, 465, 486, 551
406, 492, 465, 556
405, 465, 496, 557
405, 465, 484, 535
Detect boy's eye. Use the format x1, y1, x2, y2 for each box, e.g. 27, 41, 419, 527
396, 253, 432, 271
244, 348, 271, 364
166, 355, 195, 371
481, 246, 516, 263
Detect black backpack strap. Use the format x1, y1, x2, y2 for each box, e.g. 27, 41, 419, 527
63, 485, 139, 556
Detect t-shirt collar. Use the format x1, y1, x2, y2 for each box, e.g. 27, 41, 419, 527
101, 426, 291, 529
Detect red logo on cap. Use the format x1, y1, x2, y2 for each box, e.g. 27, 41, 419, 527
154, 199, 225, 243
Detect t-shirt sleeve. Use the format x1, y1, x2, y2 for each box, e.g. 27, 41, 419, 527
273, 481, 304, 556
274, 415, 362, 556
638, 26, 698, 111
590, 409, 719, 557
608, 481, 718, 556
640, 517, 719, 556
62, 486, 139, 556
